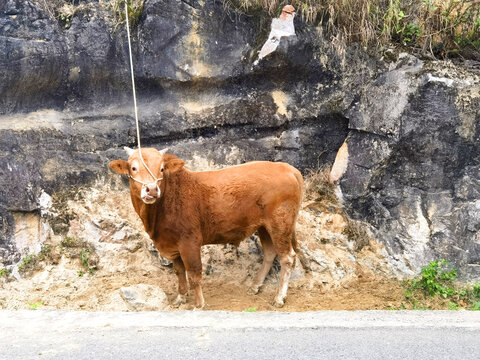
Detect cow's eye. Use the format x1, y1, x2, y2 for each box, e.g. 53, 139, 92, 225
132, 167, 137, 172
161, 167, 164, 172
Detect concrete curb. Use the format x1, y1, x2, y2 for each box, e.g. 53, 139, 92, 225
1, 310, 480, 331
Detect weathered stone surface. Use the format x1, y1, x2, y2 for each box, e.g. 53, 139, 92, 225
120, 284, 169, 311
338, 59, 480, 279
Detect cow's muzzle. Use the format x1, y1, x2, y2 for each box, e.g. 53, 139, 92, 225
141, 182, 161, 204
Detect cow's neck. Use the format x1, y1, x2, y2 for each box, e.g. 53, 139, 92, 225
139, 202, 159, 238
135, 168, 194, 238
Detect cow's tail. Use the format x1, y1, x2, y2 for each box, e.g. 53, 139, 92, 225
292, 231, 310, 273
291, 167, 308, 271
291, 231, 299, 253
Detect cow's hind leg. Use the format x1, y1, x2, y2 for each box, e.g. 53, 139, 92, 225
172, 257, 188, 307
247, 227, 276, 296
273, 245, 295, 308
267, 210, 298, 308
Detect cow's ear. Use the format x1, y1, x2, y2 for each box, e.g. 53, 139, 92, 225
164, 156, 185, 173
109, 160, 129, 175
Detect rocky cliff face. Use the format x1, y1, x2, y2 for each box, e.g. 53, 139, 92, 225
1, 0, 479, 280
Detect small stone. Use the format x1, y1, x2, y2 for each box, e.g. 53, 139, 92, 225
120, 284, 168, 311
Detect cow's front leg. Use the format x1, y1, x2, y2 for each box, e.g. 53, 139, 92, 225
172, 257, 188, 307
180, 246, 205, 309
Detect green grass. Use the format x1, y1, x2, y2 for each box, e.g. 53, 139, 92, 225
404, 259, 480, 310
28, 301, 43, 310
0, 268, 11, 278
61, 237, 98, 276
244, 306, 258, 312
17, 254, 36, 272
61, 237, 79, 248
80, 249, 97, 275
17, 245, 54, 274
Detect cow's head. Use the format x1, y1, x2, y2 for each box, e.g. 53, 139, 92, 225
109, 147, 185, 205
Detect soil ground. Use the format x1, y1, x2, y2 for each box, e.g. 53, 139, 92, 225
199, 277, 406, 311
0, 264, 407, 312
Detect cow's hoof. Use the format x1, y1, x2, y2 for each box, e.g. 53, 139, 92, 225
247, 286, 260, 296
172, 294, 187, 307
272, 298, 285, 308
193, 303, 206, 311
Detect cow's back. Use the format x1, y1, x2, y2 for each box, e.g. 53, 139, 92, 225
197, 161, 302, 201
192, 161, 303, 245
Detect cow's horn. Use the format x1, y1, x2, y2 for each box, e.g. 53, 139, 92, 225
158, 148, 168, 155
124, 146, 135, 157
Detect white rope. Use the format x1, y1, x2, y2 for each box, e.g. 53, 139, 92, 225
124, 0, 161, 184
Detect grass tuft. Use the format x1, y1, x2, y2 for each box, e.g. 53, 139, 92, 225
229, 0, 480, 59
304, 164, 340, 212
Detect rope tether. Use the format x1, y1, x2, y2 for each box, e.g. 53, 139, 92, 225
124, 0, 162, 189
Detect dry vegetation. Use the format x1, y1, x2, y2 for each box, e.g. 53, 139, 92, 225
229, 0, 480, 59
303, 164, 372, 252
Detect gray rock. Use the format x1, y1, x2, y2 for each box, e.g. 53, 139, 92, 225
340, 60, 480, 279
120, 284, 169, 311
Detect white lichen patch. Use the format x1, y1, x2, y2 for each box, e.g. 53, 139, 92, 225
426, 73, 454, 87
68, 66, 81, 82
271, 90, 289, 116
180, 101, 213, 114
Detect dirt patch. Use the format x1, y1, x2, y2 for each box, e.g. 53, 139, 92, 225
0, 262, 405, 312
198, 276, 405, 311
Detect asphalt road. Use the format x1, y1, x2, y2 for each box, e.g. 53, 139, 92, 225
1, 310, 479, 359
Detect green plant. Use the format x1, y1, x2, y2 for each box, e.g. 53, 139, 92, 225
28, 301, 43, 310
80, 249, 96, 275
409, 259, 457, 298
411, 299, 429, 310
473, 283, 480, 298
0, 268, 11, 278
448, 301, 462, 310
16, 245, 59, 275
55, 2, 91, 30
404, 259, 480, 310
37, 246, 51, 261
61, 237, 78, 248
59, 13, 71, 29
244, 306, 258, 312
18, 254, 36, 272
402, 23, 421, 44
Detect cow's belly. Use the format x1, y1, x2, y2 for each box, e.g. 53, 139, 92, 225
206, 225, 258, 247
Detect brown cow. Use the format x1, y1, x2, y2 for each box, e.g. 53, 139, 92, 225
109, 147, 304, 308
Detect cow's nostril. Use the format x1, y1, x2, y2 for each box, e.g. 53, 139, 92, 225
145, 187, 150, 193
